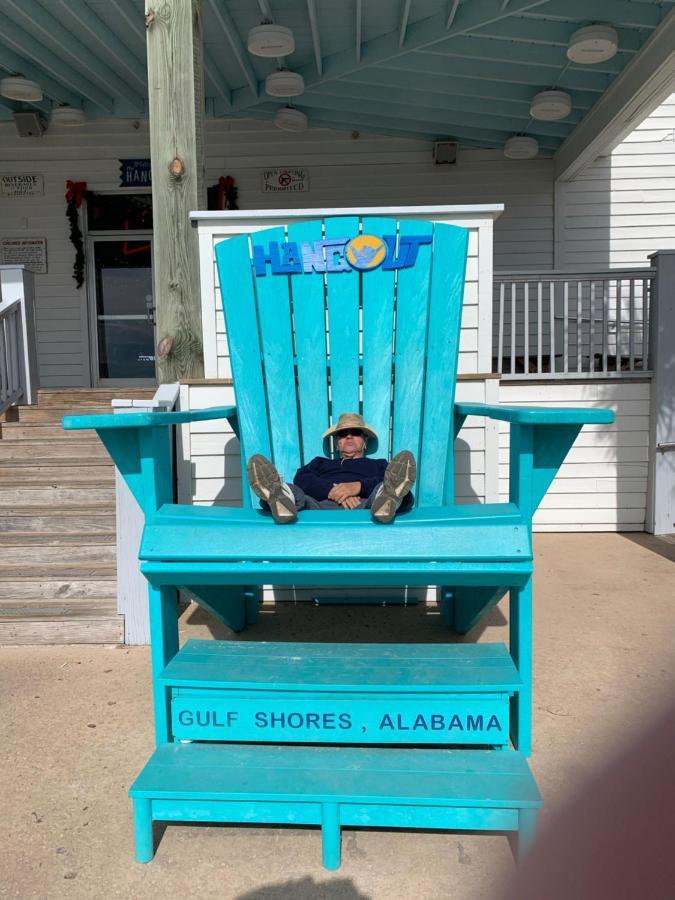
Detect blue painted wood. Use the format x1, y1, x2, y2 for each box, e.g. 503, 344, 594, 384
254, 226, 302, 482
322, 802, 341, 870
418, 224, 469, 506
453, 587, 509, 635
286, 219, 330, 463
391, 219, 433, 471
133, 798, 153, 864
160, 639, 522, 691
170, 693, 510, 745
324, 216, 360, 422
510, 577, 533, 757
148, 584, 179, 744
181, 586, 246, 633
140, 503, 531, 563
61, 406, 237, 431
361, 216, 397, 456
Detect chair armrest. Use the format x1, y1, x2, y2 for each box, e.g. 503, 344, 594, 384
62, 404, 238, 431
454, 403, 614, 426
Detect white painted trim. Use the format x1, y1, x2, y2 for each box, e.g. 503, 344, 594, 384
191, 204, 505, 222
555, 9, 675, 182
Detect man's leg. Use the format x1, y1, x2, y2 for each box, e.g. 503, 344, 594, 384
368, 450, 416, 523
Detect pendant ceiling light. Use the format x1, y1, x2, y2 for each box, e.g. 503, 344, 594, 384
50, 106, 86, 126
530, 90, 572, 121
567, 25, 618, 64
265, 70, 304, 97
274, 106, 308, 132
504, 136, 539, 160
0, 76, 43, 102
248, 23, 295, 57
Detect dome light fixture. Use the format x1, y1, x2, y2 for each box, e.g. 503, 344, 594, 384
274, 106, 308, 132
50, 105, 86, 126
0, 76, 43, 102
567, 25, 618, 64
530, 90, 572, 121
504, 136, 539, 160
248, 23, 295, 57
265, 69, 304, 97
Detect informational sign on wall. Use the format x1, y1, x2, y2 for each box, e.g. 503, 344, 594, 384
1, 237, 48, 274
1, 174, 44, 198
262, 166, 309, 193
119, 159, 152, 188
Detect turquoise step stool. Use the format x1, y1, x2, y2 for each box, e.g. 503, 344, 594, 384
131, 641, 542, 868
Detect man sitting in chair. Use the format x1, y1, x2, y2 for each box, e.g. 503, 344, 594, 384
247, 413, 416, 525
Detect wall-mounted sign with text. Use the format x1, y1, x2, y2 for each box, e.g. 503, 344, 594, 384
1, 174, 44, 198
262, 166, 309, 193
119, 159, 152, 188
1, 237, 48, 274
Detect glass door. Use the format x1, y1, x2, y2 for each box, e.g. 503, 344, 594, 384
89, 235, 156, 384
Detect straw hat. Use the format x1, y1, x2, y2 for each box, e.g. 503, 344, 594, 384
322, 412, 378, 443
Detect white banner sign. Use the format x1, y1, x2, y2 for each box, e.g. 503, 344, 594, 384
1, 238, 48, 274
1, 174, 44, 198
262, 167, 309, 193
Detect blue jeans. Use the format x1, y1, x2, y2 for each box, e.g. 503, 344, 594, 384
278, 483, 414, 513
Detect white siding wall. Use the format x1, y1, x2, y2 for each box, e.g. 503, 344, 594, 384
556, 93, 675, 271
497, 381, 650, 532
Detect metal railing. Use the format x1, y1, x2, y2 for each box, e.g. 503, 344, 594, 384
0, 266, 38, 414
493, 269, 655, 379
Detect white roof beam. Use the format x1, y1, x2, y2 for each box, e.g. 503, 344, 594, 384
399, 0, 412, 48
446, 0, 460, 30
306, 0, 323, 75
555, 9, 675, 182
356, 0, 363, 63
207, 0, 258, 97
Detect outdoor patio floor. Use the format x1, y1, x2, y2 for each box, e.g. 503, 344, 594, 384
3, 533, 675, 900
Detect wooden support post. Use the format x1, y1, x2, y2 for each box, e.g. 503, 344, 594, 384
145, 0, 205, 382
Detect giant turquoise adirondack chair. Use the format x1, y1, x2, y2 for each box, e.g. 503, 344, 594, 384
63, 215, 613, 869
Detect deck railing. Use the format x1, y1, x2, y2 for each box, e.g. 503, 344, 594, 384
0, 266, 38, 414
493, 269, 654, 379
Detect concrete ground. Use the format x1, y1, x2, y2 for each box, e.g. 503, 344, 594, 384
2, 533, 675, 900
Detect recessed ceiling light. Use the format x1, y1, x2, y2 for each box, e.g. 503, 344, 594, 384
265, 70, 304, 97
530, 90, 572, 121
50, 106, 86, 126
567, 25, 618, 64
0, 76, 43, 102
248, 23, 295, 57
274, 106, 308, 132
504, 136, 539, 160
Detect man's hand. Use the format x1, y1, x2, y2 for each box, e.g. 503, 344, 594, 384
328, 481, 361, 503
340, 496, 361, 510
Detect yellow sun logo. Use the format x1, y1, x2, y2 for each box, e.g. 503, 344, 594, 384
345, 234, 387, 271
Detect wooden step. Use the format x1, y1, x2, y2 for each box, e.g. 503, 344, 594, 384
130, 743, 541, 868
0, 542, 116, 568
0, 486, 115, 507
0, 562, 116, 577
0, 533, 116, 546
0, 577, 116, 600
0, 598, 117, 615
8, 406, 119, 424
0, 513, 116, 534
0, 608, 124, 644
38, 389, 155, 406
0, 441, 109, 460
0, 423, 104, 441
0, 464, 114, 483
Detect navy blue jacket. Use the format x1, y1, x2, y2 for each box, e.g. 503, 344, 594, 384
294, 456, 387, 501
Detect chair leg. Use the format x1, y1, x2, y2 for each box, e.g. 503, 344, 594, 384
133, 798, 154, 863
516, 808, 539, 862
321, 802, 341, 870
148, 584, 180, 745
509, 577, 532, 756
438, 587, 454, 627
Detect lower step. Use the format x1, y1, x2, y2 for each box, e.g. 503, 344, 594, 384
0, 610, 123, 644
130, 742, 542, 869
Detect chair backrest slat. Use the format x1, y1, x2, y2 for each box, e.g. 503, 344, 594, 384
287, 219, 329, 464
324, 216, 360, 419
418, 224, 468, 505
215, 217, 468, 507
254, 226, 302, 484
361, 216, 396, 457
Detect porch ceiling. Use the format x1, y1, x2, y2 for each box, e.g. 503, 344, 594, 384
0, 0, 674, 157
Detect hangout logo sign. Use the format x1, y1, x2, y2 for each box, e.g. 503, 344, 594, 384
252, 232, 432, 277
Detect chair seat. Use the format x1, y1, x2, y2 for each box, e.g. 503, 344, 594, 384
140, 502, 532, 566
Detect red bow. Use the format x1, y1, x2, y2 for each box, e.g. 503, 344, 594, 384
217, 175, 235, 210
65, 180, 87, 208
